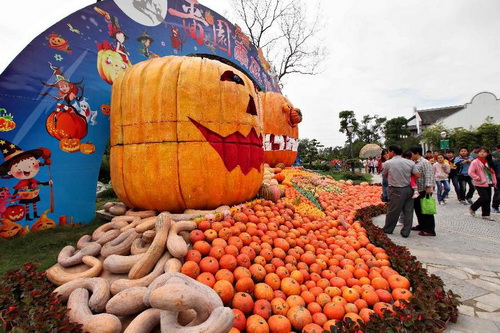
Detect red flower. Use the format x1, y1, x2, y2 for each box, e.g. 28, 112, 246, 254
8, 306, 16, 312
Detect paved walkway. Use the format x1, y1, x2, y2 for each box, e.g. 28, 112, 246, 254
369, 173, 500, 332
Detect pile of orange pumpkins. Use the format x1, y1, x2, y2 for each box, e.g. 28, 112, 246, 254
180, 168, 411, 333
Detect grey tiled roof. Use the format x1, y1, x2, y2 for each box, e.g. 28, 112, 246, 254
416, 105, 464, 125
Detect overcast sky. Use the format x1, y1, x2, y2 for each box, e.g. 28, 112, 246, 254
1, 0, 499, 148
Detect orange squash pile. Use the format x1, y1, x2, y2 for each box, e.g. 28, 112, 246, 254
182, 168, 410, 332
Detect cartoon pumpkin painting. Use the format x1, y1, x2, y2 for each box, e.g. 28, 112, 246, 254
110, 56, 264, 212
261, 92, 302, 167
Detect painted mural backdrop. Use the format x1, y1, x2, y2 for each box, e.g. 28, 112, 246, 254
0, 0, 280, 239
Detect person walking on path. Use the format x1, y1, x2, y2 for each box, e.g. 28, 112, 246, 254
491, 144, 500, 214
433, 154, 451, 205
382, 145, 420, 238
379, 149, 390, 202
445, 150, 460, 200
454, 147, 475, 205
468, 148, 497, 221
410, 146, 437, 236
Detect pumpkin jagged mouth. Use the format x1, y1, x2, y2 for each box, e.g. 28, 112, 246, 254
263, 134, 299, 152
189, 118, 263, 175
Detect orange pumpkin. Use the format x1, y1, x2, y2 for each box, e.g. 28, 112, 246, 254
0, 219, 25, 238
59, 138, 81, 153
261, 92, 301, 167
30, 210, 56, 232
80, 142, 96, 154
111, 56, 264, 212
3, 204, 25, 222
46, 104, 87, 141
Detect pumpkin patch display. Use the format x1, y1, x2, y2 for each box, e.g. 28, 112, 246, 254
110, 56, 264, 212
261, 92, 301, 167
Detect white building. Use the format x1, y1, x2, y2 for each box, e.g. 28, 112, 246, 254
408, 91, 499, 136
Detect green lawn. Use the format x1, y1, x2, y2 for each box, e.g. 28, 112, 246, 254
0, 219, 104, 276
0, 191, 119, 276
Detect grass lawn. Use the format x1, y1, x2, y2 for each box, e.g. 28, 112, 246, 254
320, 170, 373, 184
0, 190, 120, 276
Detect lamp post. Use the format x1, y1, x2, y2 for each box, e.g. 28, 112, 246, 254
439, 131, 449, 151
346, 122, 354, 172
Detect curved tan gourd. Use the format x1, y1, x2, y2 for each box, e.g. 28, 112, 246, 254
166, 220, 196, 259
58, 243, 102, 267
105, 286, 149, 316
47, 256, 103, 286
101, 229, 139, 257
123, 308, 161, 333
53, 277, 110, 313
129, 213, 171, 279
67, 288, 122, 333
111, 253, 171, 294
126, 209, 157, 218
103, 253, 144, 274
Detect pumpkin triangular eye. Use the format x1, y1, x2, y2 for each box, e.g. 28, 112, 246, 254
220, 70, 245, 86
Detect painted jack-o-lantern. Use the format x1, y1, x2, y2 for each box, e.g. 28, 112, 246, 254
97, 48, 131, 85
3, 205, 25, 222
101, 104, 111, 115
0, 219, 25, 238
110, 56, 264, 212
46, 104, 88, 140
80, 142, 96, 155
30, 210, 56, 232
261, 92, 301, 167
60, 138, 81, 153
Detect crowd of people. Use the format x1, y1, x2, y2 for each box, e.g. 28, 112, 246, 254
378, 144, 500, 238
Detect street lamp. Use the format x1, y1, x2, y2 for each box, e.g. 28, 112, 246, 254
439, 131, 449, 150
346, 123, 354, 172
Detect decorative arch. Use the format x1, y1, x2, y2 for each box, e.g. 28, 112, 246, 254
0, 0, 279, 237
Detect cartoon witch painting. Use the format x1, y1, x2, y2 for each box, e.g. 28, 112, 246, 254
137, 31, 158, 59
0, 140, 53, 221
40, 62, 85, 111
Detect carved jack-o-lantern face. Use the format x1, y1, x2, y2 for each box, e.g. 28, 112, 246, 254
97, 49, 131, 84
101, 104, 111, 115
0, 219, 23, 238
60, 138, 81, 153
110, 56, 264, 212
261, 92, 301, 167
46, 104, 88, 141
4, 205, 25, 222
80, 142, 96, 155
30, 211, 57, 232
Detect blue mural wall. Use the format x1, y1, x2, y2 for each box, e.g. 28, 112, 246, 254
0, 0, 280, 238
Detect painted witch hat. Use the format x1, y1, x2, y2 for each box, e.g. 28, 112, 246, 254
137, 31, 154, 43
49, 62, 69, 83
0, 139, 43, 175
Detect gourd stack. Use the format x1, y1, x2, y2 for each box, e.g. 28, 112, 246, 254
46, 208, 235, 333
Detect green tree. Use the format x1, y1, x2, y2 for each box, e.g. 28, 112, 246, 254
449, 127, 477, 151
420, 123, 447, 151
357, 115, 387, 144
384, 117, 412, 147
476, 119, 500, 150
298, 138, 323, 166
338, 110, 359, 136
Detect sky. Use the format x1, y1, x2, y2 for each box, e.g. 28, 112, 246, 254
1, 0, 499, 148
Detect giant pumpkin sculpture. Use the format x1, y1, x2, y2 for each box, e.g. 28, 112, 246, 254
110, 56, 264, 212
261, 92, 302, 167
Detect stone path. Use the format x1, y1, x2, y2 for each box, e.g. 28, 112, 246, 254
369, 173, 500, 332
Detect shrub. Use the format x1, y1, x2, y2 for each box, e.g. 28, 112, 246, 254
0, 263, 82, 332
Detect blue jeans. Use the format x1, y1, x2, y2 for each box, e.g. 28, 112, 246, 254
436, 180, 450, 202
382, 177, 389, 202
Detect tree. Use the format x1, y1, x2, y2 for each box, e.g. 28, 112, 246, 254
230, 0, 327, 83
476, 118, 500, 150
449, 127, 477, 151
384, 117, 412, 146
338, 110, 359, 136
298, 138, 323, 165
357, 115, 387, 144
